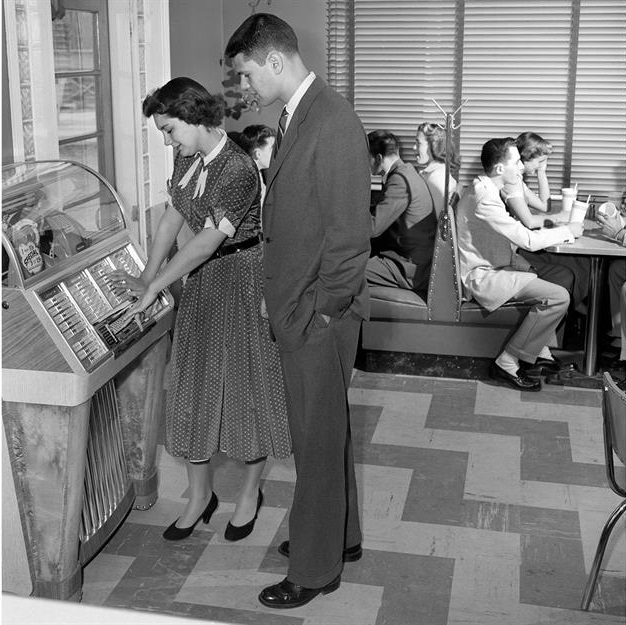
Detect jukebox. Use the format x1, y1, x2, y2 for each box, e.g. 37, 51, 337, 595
2, 160, 175, 600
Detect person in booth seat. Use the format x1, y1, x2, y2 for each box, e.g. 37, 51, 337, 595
366, 129, 437, 297
456, 137, 584, 391
597, 208, 626, 367
413, 121, 459, 219
500, 131, 590, 314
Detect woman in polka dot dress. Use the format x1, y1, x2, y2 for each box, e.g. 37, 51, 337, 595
111, 77, 291, 542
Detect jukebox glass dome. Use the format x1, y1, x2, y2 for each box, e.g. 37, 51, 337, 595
2, 160, 127, 285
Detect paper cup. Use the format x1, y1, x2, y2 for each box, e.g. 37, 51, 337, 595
607, 192, 623, 210
569, 200, 588, 223
561, 188, 576, 213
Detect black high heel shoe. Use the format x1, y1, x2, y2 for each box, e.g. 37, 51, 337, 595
163, 492, 218, 541
224, 490, 263, 542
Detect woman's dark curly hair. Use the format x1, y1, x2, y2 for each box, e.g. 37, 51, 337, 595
142, 77, 225, 127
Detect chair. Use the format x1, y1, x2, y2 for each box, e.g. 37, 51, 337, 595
581, 371, 626, 610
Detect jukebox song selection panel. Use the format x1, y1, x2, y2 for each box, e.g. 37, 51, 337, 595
38, 244, 163, 370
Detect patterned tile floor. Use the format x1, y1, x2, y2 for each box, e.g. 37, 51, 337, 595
79, 370, 625, 625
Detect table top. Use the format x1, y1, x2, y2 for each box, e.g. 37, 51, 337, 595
545, 220, 626, 257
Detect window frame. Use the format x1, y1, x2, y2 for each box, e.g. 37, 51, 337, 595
52, 0, 115, 185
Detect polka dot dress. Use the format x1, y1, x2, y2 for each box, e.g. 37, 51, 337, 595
165, 141, 291, 462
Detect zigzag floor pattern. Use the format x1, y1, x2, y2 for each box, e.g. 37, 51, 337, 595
78, 370, 625, 625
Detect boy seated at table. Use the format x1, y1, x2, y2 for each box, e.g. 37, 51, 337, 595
500, 131, 590, 314
456, 137, 583, 391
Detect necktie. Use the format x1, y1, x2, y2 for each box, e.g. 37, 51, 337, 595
273, 107, 288, 157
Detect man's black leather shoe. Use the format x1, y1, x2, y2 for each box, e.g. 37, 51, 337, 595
533, 356, 562, 373
489, 361, 541, 391
258, 575, 340, 609
521, 356, 577, 377
277, 540, 362, 562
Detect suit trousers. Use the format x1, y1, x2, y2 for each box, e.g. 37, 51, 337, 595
279, 312, 362, 588
506, 264, 572, 363
607, 259, 626, 343
365, 252, 430, 295
519, 249, 590, 310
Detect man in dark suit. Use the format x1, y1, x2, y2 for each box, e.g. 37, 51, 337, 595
225, 13, 371, 609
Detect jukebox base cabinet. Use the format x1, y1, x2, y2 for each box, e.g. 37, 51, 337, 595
2, 336, 169, 599
3, 398, 91, 600
2, 161, 175, 600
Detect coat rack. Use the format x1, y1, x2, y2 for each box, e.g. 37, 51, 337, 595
426, 98, 468, 321
249, 0, 272, 12
431, 98, 468, 240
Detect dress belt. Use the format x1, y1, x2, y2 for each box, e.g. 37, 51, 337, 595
212, 233, 262, 259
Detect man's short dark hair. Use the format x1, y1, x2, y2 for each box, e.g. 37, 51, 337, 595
231, 124, 276, 157
367, 130, 400, 158
224, 13, 299, 65
481, 137, 517, 175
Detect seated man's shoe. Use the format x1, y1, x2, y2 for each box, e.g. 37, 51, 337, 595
521, 355, 573, 375
490, 361, 541, 392
258, 575, 340, 609
277, 540, 362, 562
533, 355, 565, 373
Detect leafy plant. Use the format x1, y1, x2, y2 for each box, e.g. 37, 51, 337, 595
222, 67, 260, 120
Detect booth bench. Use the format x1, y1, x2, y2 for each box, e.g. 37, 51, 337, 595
361, 191, 531, 359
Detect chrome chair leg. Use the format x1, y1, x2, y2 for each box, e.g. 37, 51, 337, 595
581, 498, 626, 610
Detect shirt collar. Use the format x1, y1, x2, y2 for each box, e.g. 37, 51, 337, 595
421, 160, 442, 175
381, 157, 401, 183
477, 174, 502, 195
283, 72, 316, 130
201, 128, 227, 165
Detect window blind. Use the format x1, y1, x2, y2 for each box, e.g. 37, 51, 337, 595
571, 0, 626, 195
327, 0, 626, 196
460, 0, 573, 188
357, 0, 458, 161
326, 0, 354, 102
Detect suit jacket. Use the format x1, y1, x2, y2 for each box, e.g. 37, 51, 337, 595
456, 175, 575, 311
370, 158, 436, 291
371, 159, 433, 236
263, 77, 371, 352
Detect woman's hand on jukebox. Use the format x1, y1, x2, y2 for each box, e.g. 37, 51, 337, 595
109, 270, 156, 328
109, 270, 146, 298
120, 284, 159, 328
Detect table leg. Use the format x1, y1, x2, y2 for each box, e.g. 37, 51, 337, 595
582, 257, 605, 376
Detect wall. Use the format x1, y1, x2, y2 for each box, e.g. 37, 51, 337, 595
2, 1, 326, 167
168, 0, 224, 98
168, 0, 326, 133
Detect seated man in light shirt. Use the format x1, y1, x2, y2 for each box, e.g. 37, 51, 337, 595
456, 137, 583, 391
